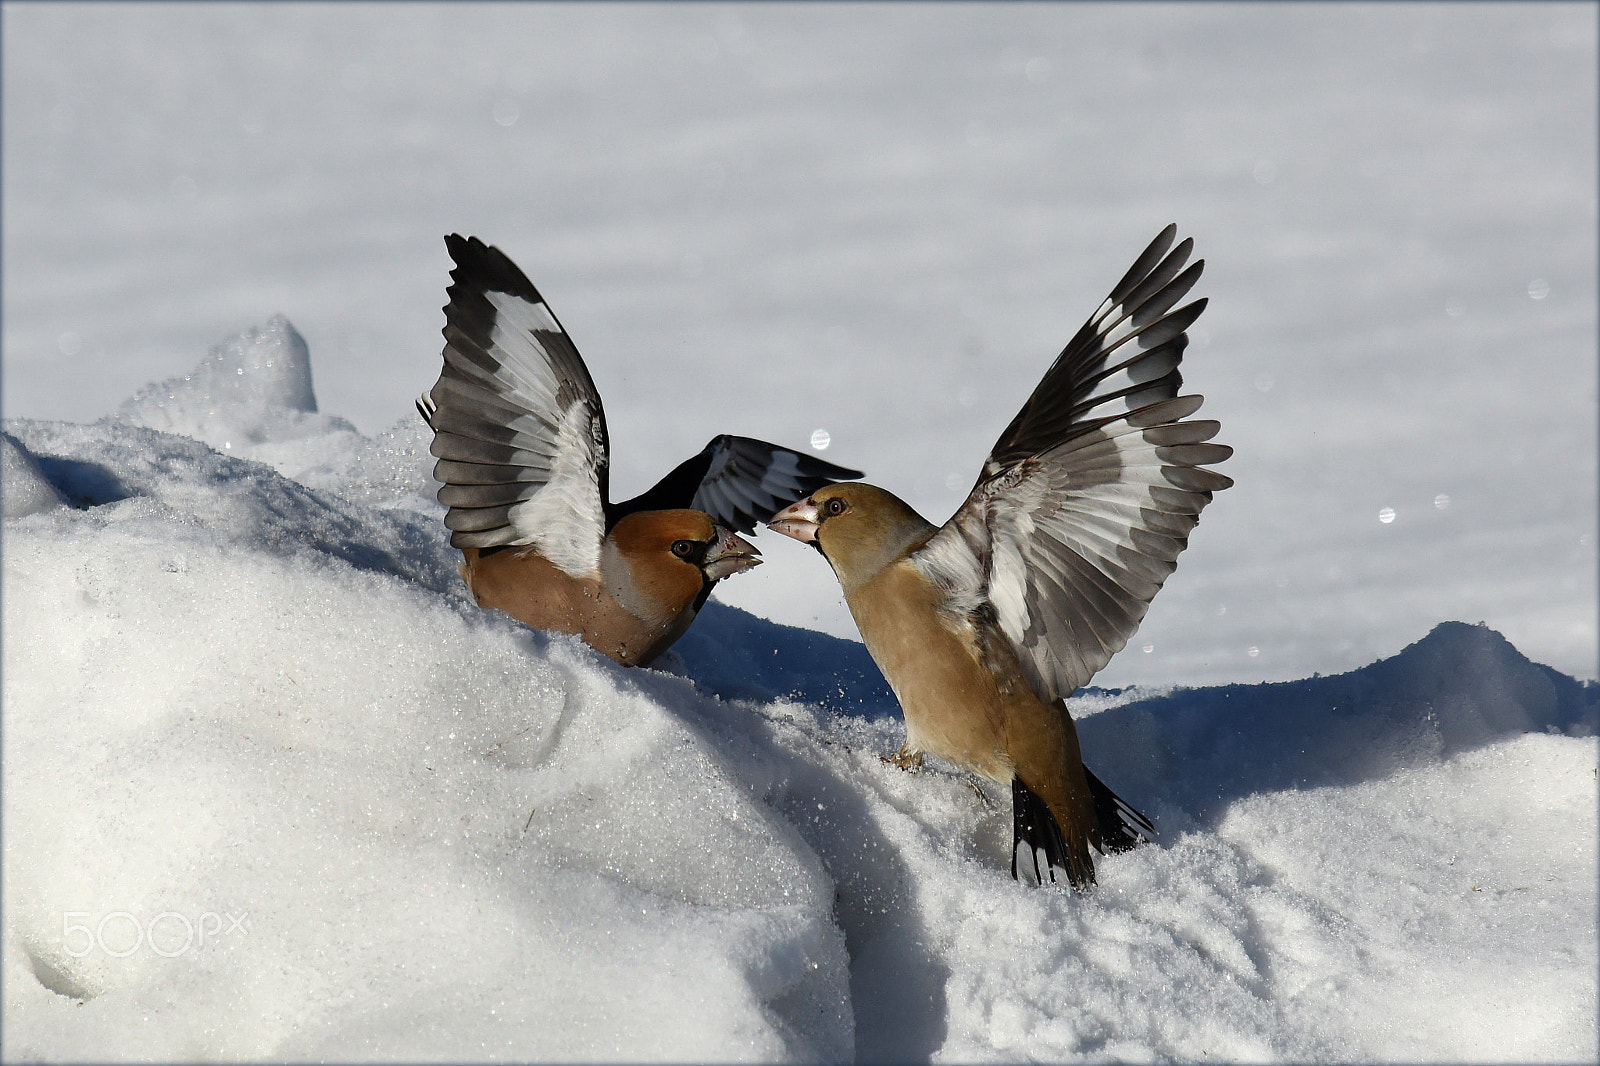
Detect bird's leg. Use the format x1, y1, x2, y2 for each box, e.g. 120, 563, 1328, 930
882, 744, 924, 772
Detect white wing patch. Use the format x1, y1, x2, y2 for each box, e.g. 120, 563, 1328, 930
505, 397, 606, 576
483, 289, 568, 419
488, 287, 563, 337
910, 517, 986, 618
473, 287, 606, 573
986, 502, 1035, 653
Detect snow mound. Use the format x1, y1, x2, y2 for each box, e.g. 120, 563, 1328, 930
1108, 620, 1597, 824
3, 321, 1595, 1062
1, 431, 68, 517
115, 315, 365, 485
2, 416, 852, 1061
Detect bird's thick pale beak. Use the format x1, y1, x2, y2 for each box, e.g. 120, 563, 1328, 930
703, 526, 762, 581
766, 498, 820, 543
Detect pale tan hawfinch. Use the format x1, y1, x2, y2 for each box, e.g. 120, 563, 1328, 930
418, 234, 862, 667
768, 225, 1232, 888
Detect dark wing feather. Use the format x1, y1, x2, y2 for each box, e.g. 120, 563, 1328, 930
981, 223, 1205, 477
610, 435, 863, 534
417, 234, 609, 573
912, 227, 1232, 700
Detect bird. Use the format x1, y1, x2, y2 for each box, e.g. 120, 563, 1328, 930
767, 225, 1232, 888
417, 233, 863, 667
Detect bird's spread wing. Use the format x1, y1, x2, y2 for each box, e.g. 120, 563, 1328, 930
418, 234, 610, 575
610, 435, 864, 534
911, 225, 1232, 700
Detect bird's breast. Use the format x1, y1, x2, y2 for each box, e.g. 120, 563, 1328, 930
847, 562, 1024, 781
461, 547, 680, 666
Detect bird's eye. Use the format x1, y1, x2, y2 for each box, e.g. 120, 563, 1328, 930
671, 539, 696, 558
824, 497, 848, 517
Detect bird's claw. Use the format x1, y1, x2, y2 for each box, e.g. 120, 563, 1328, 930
882, 746, 924, 772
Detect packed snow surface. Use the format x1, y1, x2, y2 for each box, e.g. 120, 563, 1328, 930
3, 318, 1595, 1062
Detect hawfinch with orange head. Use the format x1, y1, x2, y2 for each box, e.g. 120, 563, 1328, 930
418, 234, 862, 667
769, 225, 1232, 888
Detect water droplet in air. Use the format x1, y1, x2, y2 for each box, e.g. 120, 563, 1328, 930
1378, 507, 1396, 524
810, 428, 831, 450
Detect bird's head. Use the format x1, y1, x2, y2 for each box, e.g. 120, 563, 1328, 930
767, 483, 936, 591
605, 509, 761, 624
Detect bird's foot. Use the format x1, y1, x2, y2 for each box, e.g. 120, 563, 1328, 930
882, 746, 924, 772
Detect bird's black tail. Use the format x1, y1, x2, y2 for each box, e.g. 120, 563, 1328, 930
1011, 777, 1095, 889
1011, 771, 1155, 890
1085, 767, 1156, 853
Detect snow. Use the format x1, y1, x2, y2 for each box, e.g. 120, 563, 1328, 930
0, 433, 66, 519
3, 3, 1597, 1061
3, 318, 1595, 1061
